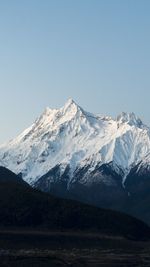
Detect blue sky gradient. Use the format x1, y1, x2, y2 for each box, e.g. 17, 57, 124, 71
0, 0, 150, 142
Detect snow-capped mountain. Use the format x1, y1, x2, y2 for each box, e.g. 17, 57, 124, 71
0, 98, 150, 186
1, 98, 150, 224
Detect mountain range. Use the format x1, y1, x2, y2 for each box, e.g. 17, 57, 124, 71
0, 99, 150, 224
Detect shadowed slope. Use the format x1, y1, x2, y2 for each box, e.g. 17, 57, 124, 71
0, 166, 150, 241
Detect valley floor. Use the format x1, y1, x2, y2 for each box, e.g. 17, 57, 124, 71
0, 230, 150, 267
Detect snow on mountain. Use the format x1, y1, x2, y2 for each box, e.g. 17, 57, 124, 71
0, 98, 150, 185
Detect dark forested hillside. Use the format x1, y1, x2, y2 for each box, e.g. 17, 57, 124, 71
0, 166, 149, 241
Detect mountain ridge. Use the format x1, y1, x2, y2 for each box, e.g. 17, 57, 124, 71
0, 99, 150, 224
0, 98, 149, 185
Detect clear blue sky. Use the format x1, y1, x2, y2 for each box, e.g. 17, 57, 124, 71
0, 0, 150, 143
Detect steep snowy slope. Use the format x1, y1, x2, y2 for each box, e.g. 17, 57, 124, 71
0, 98, 150, 187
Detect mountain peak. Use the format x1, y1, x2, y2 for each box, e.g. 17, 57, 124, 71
1, 100, 150, 187
63, 98, 79, 110
65, 97, 76, 105
34, 99, 83, 130
62, 98, 83, 118
117, 112, 143, 128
